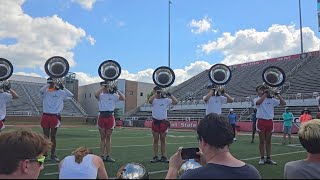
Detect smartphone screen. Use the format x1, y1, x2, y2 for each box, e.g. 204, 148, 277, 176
181, 147, 200, 160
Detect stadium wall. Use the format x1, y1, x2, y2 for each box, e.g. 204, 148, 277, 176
5, 116, 86, 125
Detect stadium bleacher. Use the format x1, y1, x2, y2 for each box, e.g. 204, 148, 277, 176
7, 81, 86, 117
128, 51, 320, 122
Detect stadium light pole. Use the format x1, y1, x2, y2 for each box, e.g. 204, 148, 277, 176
298, 0, 304, 54
168, 0, 172, 68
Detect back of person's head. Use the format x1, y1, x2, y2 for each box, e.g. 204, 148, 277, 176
0, 129, 51, 176
298, 119, 320, 154
197, 113, 234, 149
72, 146, 91, 164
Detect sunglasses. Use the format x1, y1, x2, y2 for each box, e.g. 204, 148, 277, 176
29, 156, 45, 166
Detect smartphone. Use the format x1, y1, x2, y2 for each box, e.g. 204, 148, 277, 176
181, 147, 200, 160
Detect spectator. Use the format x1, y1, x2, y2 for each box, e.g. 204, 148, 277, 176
282, 107, 294, 144
251, 109, 257, 143
300, 108, 312, 125
284, 119, 320, 179
227, 108, 237, 141
0, 129, 51, 179
165, 113, 261, 179
59, 147, 108, 179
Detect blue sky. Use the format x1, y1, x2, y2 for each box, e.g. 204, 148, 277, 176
1, 0, 319, 85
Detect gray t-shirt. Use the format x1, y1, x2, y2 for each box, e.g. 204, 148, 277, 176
179, 163, 261, 179
284, 160, 320, 179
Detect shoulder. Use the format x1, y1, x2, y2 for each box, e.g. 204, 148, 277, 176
285, 160, 304, 170
243, 164, 261, 178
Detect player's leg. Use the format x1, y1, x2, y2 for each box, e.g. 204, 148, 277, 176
251, 122, 256, 143
50, 127, 59, 162
99, 128, 107, 159
159, 132, 168, 163
257, 119, 266, 164
265, 120, 277, 165
283, 126, 287, 145
151, 131, 160, 163
105, 128, 115, 162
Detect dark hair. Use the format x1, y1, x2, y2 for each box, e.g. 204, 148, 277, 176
197, 113, 234, 149
153, 86, 162, 91
0, 129, 51, 175
256, 85, 266, 92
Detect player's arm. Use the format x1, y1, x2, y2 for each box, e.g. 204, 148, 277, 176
148, 91, 157, 104
222, 92, 233, 103
8, 89, 19, 99
276, 94, 286, 106
167, 93, 178, 105
203, 90, 214, 103
40, 84, 50, 96
256, 94, 267, 105
117, 90, 125, 101
95, 87, 104, 100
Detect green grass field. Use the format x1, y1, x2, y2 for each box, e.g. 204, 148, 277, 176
6, 125, 306, 179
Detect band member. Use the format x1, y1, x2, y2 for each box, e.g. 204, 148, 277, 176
203, 83, 233, 115
40, 78, 73, 162
254, 85, 286, 165
0, 82, 19, 131
95, 81, 125, 162
148, 86, 178, 163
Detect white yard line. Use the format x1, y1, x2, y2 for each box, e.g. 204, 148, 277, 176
240, 150, 306, 161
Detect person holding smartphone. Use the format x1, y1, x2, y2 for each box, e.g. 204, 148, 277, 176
165, 113, 261, 179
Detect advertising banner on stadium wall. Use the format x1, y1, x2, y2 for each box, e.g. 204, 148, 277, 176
144, 120, 198, 129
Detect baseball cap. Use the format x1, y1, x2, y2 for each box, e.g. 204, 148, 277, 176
230, 108, 234, 112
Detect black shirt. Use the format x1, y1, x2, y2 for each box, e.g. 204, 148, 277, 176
179, 163, 261, 179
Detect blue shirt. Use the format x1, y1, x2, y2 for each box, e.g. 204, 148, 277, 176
228, 113, 237, 124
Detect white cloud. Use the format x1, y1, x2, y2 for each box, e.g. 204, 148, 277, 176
102, 15, 125, 28
71, 0, 96, 10
86, 35, 96, 45
74, 72, 101, 85
0, 0, 90, 69
200, 24, 320, 65
75, 61, 211, 86
14, 72, 41, 77
189, 17, 213, 34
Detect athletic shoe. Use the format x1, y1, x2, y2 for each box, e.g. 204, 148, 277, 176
150, 156, 160, 163
250, 140, 254, 143
233, 138, 237, 141
105, 156, 115, 163
50, 155, 60, 162
160, 156, 169, 163
265, 159, 277, 165
258, 158, 265, 165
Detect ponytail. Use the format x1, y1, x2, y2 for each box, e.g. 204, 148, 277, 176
72, 147, 91, 164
